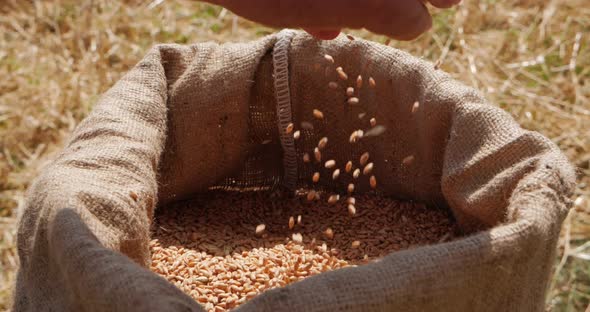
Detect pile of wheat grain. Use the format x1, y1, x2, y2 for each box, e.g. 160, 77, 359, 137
150, 191, 457, 312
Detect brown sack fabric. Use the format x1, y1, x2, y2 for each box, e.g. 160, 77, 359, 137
15, 30, 575, 312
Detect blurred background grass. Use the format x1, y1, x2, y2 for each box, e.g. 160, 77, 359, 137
1, 0, 589, 310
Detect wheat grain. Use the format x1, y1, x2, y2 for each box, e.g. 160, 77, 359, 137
312, 172, 320, 183
353, 169, 361, 179
360, 152, 370, 166
347, 198, 356, 206
314, 148, 322, 163
349, 130, 363, 143
292, 233, 303, 243
313, 109, 324, 120
318, 137, 328, 150
412, 101, 420, 114
347, 183, 355, 194
363, 163, 374, 175
346, 87, 354, 97
255, 224, 266, 235
348, 204, 356, 216
345, 161, 353, 173
402, 155, 415, 166
336, 67, 348, 80
347, 97, 360, 105
307, 190, 316, 201
324, 54, 334, 64
285, 123, 294, 134
324, 227, 334, 240
328, 195, 340, 205
370, 118, 377, 127
332, 169, 341, 180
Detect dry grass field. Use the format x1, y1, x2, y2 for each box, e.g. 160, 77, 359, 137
1, 0, 588, 310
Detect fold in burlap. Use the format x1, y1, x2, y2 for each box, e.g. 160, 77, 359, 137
15, 31, 575, 312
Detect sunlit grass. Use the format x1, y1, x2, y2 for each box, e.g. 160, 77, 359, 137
1, 0, 588, 310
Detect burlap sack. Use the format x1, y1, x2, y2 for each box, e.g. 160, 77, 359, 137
14, 30, 575, 312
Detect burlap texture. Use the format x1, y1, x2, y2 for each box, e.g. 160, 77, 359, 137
14, 30, 575, 312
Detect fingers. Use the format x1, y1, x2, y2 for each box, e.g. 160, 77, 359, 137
428, 0, 461, 9
208, 0, 353, 29
303, 29, 341, 40
363, 0, 433, 40
302, 1, 433, 41
208, 0, 440, 41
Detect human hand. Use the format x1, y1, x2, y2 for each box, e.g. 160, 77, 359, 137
205, 0, 461, 40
